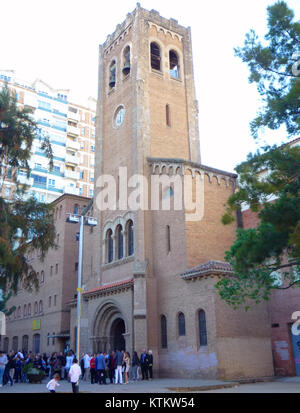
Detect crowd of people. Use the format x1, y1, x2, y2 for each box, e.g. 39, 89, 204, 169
0, 348, 154, 388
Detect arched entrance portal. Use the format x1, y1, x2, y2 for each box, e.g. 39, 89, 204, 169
92, 301, 130, 354
111, 318, 126, 351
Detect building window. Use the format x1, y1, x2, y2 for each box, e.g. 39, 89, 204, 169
106, 229, 114, 263
178, 312, 186, 336
54, 295, 57, 306
126, 220, 134, 256
39, 300, 43, 314
33, 334, 40, 353
49, 296, 52, 308
17, 306, 21, 319
34, 302, 38, 315
12, 336, 18, 353
199, 310, 208, 346
169, 50, 180, 79
109, 60, 116, 89
74, 204, 79, 214
28, 303, 31, 316
161, 315, 168, 348
4, 338, 9, 353
166, 225, 171, 253
56, 264, 58, 274
22, 335, 29, 353
50, 266, 53, 276
41, 270, 45, 283
166, 104, 171, 127
151, 42, 161, 71
5, 187, 11, 197
116, 225, 124, 260
23, 304, 27, 318
80, 171, 84, 180
91, 145, 95, 152
122, 45, 131, 77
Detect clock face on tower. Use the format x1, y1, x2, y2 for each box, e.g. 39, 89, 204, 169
114, 106, 125, 127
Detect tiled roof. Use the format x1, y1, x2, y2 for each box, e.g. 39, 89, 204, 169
83, 279, 134, 297
181, 260, 233, 279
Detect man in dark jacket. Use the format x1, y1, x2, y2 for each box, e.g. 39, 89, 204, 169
107, 351, 116, 384
140, 349, 149, 380
114, 349, 124, 384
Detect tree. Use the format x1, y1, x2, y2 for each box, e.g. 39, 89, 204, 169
0, 83, 56, 308
235, 1, 300, 139
217, 143, 300, 309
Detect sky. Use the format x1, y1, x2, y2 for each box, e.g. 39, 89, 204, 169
1, 0, 299, 173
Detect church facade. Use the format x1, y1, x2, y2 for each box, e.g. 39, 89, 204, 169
69, 5, 274, 380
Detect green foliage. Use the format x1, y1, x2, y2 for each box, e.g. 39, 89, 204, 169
235, 1, 300, 139
0, 290, 15, 316
217, 144, 300, 309
0, 83, 56, 306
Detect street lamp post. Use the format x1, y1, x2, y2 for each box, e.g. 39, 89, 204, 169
66, 213, 97, 361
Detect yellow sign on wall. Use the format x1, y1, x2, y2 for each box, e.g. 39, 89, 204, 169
32, 319, 41, 331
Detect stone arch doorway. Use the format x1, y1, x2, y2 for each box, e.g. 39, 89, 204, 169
111, 318, 126, 351
92, 301, 130, 354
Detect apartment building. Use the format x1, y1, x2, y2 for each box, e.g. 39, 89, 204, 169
0, 70, 96, 203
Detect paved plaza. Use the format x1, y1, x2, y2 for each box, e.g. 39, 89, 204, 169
0, 377, 299, 394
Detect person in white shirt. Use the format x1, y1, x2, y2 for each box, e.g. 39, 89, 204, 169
68, 358, 82, 393
46, 373, 61, 393
83, 353, 91, 381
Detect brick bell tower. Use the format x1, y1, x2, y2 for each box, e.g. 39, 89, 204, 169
95, 3, 200, 350
93, 4, 201, 354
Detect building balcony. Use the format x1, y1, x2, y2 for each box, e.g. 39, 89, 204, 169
65, 170, 80, 180
64, 186, 80, 196
65, 153, 79, 166
67, 125, 79, 136
66, 138, 80, 151
68, 111, 80, 122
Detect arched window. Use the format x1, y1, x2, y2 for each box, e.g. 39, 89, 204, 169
151, 42, 161, 71
126, 220, 134, 256
161, 315, 168, 348
123, 46, 131, 76
178, 312, 186, 336
17, 306, 21, 318
28, 303, 31, 316
23, 304, 27, 318
109, 60, 116, 89
34, 301, 38, 315
166, 104, 171, 127
73, 204, 79, 214
33, 334, 40, 353
22, 335, 29, 353
116, 225, 124, 260
39, 300, 43, 314
41, 270, 45, 284
199, 309, 208, 346
106, 229, 114, 263
169, 50, 180, 78
12, 336, 18, 353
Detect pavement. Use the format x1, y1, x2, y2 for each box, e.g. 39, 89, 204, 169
0, 376, 299, 393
